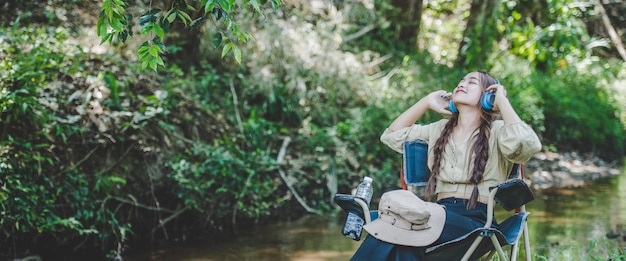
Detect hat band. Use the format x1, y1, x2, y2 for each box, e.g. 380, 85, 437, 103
380, 211, 431, 231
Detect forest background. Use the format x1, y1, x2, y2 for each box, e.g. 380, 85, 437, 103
1, 0, 626, 260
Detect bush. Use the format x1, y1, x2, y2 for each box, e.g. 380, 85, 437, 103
536, 63, 625, 159
0, 25, 131, 258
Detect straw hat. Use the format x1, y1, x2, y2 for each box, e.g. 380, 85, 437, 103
364, 190, 446, 247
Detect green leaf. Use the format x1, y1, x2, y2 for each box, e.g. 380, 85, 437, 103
204, 0, 217, 15
109, 176, 127, 185
221, 42, 234, 58
119, 30, 128, 42
153, 37, 166, 51
100, 33, 113, 44
103, 0, 111, 11
149, 45, 160, 57
154, 24, 165, 38
167, 10, 177, 23
138, 45, 149, 53
271, 0, 280, 9
233, 45, 241, 64
178, 10, 192, 26
109, 18, 124, 32
96, 15, 106, 36
112, 0, 126, 7
149, 60, 158, 71
143, 8, 162, 16
139, 14, 156, 25
213, 32, 222, 48
218, 0, 231, 12
249, 0, 261, 13
155, 54, 165, 66
140, 23, 154, 34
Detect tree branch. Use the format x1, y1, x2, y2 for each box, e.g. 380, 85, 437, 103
597, 1, 626, 61
342, 24, 377, 43
52, 146, 100, 180
230, 79, 245, 135
150, 206, 190, 237
277, 137, 323, 215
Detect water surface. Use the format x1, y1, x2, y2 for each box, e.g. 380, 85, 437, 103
129, 169, 626, 260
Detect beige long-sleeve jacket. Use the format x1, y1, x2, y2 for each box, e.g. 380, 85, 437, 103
380, 120, 542, 197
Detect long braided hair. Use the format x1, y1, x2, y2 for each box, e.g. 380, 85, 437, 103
424, 72, 499, 209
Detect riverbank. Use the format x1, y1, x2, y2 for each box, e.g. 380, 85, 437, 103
525, 151, 623, 190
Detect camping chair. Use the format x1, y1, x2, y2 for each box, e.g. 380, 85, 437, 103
335, 140, 534, 261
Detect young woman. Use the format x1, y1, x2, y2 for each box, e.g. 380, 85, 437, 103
353, 71, 542, 259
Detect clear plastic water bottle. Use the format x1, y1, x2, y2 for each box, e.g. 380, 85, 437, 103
342, 176, 373, 240
355, 176, 373, 204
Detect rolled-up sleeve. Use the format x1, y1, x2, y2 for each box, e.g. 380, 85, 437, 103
380, 120, 446, 154
495, 121, 542, 163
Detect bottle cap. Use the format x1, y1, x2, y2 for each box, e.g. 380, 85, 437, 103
364, 176, 373, 183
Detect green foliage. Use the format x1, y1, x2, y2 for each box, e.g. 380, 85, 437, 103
0, 25, 131, 257
490, 53, 546, 133
168, 134, 279, 223
98, 0, 281, 70
455, 1, 501, 70
504, 0, 609, 73
492, 51, 624, 158
535, 238, 626, 261
536, 65, 625, 158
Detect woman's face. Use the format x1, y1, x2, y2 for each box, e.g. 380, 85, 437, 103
451, 72, 484, 109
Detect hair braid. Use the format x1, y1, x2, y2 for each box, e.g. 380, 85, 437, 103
466, 72, 499, 209
466, 111, 496, 209
425, 114, 458, 200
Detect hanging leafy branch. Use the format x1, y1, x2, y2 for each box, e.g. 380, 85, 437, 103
97, 0, 281, 71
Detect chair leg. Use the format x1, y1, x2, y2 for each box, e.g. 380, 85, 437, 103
485, 250, 495, 260
490, 236, 508, 261
510, 243, 518, 261
523, 223, 531, 261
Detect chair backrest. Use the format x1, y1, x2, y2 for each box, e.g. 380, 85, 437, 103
402, 141, 529, 204
402, 140, 430, 187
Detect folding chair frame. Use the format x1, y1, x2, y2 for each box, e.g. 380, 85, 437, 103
336, 141, 534, 261
348, 179, 533, 261
399, 141, 533, 261
458, 182, 532, 261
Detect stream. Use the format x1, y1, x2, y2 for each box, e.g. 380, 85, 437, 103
128, 168, 626, 261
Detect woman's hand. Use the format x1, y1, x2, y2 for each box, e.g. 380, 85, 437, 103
485, 84, 509, 111
387, 90, 452, 131
427, 90, 453, 115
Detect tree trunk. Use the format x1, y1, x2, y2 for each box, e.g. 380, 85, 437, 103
390, 0, 424, 52
455, 0, 501, 70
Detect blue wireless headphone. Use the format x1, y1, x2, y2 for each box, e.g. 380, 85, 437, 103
448, 79, 499, 113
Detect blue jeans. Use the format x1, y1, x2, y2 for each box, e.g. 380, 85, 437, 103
433, 197, 498, 245
349, 197, 498, 261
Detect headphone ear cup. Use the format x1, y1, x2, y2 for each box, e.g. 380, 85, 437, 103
481, 92, 495, 111
449, 99, 458, 113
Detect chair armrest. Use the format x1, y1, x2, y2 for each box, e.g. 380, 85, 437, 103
334, 194, 372, 224
489, 179, 534, 211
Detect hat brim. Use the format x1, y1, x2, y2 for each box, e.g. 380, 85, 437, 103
363, 202, 446, 247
